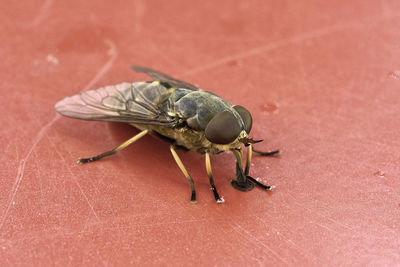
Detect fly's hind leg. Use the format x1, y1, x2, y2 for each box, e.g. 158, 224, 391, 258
170, 145, 197, 203
78, 130, 149, 164
205, 152, 224, 203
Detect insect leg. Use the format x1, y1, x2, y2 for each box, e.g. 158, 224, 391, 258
252, 148, 280, 156
245, 144, 274, 190
78, 130, 149, 164
231, 149, 254, 191
244, 144, 252, 176
205, 152, 224, 203
170, 145, 197, 203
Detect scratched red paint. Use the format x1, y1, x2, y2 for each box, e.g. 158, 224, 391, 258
1, 0, 400, 265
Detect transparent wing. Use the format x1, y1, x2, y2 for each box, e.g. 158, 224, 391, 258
55, 82, 178, 126
131, 65, 199, 91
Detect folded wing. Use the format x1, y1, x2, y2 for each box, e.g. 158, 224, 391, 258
55, 82, 178, 126
131, 65, 199, 91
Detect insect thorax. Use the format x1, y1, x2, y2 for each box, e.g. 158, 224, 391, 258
130, 85, 245, 154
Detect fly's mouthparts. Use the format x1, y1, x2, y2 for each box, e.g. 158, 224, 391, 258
240, 137, 264, 145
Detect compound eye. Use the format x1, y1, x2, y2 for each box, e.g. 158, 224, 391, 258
205, 111, 241, 144
233, 105, 253, 133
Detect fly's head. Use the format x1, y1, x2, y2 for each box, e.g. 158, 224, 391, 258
204, 105, 262, 151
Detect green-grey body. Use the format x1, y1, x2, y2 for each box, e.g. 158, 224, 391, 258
129, 82, 247, 154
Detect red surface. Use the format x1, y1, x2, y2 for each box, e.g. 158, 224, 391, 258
1, 1, 400, 265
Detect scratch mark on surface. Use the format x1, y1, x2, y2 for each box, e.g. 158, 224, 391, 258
28, 0, 53, 28
181, 13, 391, 77
231, 222, 289, 265
73, 178, 100, 221
43, 130, 101, 221
314, 222, 341, 234
0, 40, 118, 231
0, 115, 59, 230
252, 215, 321, 265
286, 192, 356, 232
322, 215, 356, 232
6, 217, 210, 244
83, 39, 118, 91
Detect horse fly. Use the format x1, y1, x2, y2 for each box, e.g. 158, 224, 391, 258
55, 66, 279, 203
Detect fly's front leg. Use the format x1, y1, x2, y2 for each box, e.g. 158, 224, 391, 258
244, 144, 252, 176
231, 148, 254, 191
205, 152, 224, 203
245, 144, 274, 190
170, 145, 197, 203
78, 130, 149, 164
